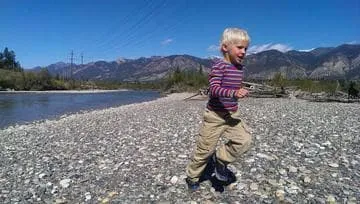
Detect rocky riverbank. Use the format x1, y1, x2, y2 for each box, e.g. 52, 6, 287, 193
0, 93, 359, 203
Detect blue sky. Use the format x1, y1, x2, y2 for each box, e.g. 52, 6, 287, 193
1, 0, 359, 68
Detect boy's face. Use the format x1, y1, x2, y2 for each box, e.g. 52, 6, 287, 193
222, 41, 249, 66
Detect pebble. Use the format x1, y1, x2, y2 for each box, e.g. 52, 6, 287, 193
85, 192, 92, 201
288, 166, 297, 173
279, 169, 287, 175
328, 163, 339, 168
38, 173, 47, 179
170, 176, 178, 184
227, 183, 237, 191
250, 183, 258, 191
178, 154, 187, 158
275, 190, 285, 201
55, 199, 67, 204
267, 179, 278, 186
303, 176, 311, 183
51, 186, 59, 194
326, 195, 336, 204
157, 201, 171, 204
59, 179, 71, 188
348, 197, 357, 204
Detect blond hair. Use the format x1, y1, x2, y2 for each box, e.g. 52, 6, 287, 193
220, 28, 250, 55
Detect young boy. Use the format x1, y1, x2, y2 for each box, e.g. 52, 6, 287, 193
185, 27, 252, 191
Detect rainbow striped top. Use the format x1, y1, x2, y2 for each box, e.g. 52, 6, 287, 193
207, 58, 244, 112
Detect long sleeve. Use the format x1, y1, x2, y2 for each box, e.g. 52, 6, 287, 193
208, 63, 235, 98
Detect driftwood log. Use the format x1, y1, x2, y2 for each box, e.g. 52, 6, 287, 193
242, 82, 289, 98
184, 81, 359, 103
184, 82, 289, 100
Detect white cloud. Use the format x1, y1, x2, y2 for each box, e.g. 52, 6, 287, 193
205, 55, 222, 59
207, 44, 219, 52
298, 48, 315, 52
347, 40, 358, 45
161, 38, 173, 46
248, 43, 293, 54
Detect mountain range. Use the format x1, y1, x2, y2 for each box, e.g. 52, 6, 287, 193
31, 44, 360, 81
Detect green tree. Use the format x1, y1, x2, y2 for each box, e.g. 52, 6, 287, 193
0, 52, 3, 68
162, 66, 208, 92
0, 47, 22, 71
272, 72, 286, 87
348, 81, 359, 98
38, 68, 52, 89
173, 66, 184, 83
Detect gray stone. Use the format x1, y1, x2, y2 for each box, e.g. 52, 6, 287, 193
303, 176, 311, 183
326, 195, 336, 204
59, 179, 71, 188
288, 166, 297, 173
275, 190, 285, 201
250, 183, 258, 191
170, 176, 178, 184
328, 163, 339, 168
85, 192, 91, 201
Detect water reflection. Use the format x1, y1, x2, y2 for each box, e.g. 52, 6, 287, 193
0, 91, 160, 129
0, 96, 15, 109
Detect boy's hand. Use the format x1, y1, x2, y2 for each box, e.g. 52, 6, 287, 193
234, 88, 249, 98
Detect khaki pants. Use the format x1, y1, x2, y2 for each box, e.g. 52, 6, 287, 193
186, 108, 252, 182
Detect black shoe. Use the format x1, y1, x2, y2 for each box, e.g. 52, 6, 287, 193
222, 169, 237, 186
213, 155, 237, 185
185, 177, 200, 191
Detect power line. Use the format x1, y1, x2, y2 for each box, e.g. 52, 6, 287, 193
116, 0, 168, 46
80, 1, 159, 61
88, 0, 155, 51
98, 0, 168, 55
84, 0, 193, 62
124, 0, 192, 49
103, 0, 193, 59
98, 0, 179, 56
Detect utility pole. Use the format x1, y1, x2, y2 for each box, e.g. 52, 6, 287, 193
81, 53, 84, 66
70, 50, 74, 79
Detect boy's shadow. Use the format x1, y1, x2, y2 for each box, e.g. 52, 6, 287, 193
198, 159, 236, 193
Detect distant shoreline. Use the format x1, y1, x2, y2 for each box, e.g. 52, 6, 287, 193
0, 89, 130, 94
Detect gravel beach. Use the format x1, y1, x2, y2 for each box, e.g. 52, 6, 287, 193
1, 93, 359, 203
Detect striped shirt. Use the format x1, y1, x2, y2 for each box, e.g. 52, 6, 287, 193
207, 58, 244, 112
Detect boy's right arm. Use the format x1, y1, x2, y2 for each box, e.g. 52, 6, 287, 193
208, 64, 236, 98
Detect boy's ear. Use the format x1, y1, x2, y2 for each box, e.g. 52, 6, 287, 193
221, 44, 228, 53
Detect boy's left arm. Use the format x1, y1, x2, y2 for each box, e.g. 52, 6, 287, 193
234, 88, 249, 99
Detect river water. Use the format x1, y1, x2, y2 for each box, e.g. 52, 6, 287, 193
0, 90, 160, 129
